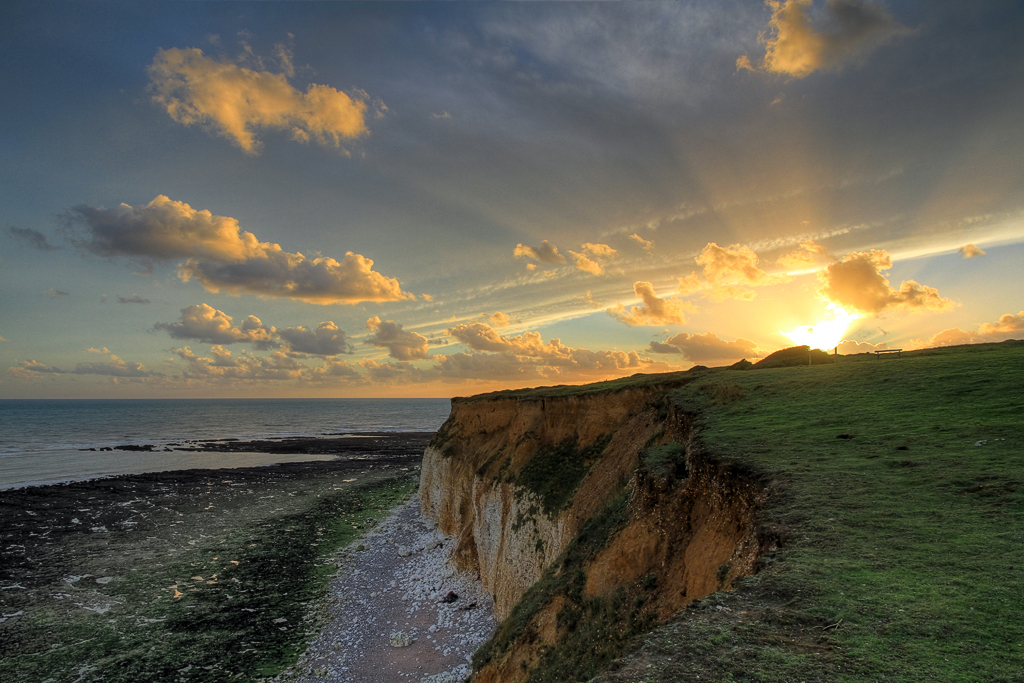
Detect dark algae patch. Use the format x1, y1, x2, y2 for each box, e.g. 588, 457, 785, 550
589, 342, 1024, 683
0, 440, 427, 683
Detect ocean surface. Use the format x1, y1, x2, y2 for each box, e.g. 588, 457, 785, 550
0, 398, 451, 489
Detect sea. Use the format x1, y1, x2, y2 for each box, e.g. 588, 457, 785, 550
0, 398, 452, 490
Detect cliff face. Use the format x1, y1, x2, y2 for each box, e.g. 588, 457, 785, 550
419, 379, 775, 682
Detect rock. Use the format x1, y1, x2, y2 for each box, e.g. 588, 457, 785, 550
389, 631, 413, 647
440, 591, 458, 603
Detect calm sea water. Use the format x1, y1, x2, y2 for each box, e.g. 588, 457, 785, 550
0, 398, 451, 489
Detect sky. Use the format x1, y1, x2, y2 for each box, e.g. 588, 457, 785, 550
1, 0, 1022, 399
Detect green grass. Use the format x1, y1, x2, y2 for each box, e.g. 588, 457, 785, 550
630, 341, 1024, 682
0, 476, 416, 683
513, 434, 615, 518
452, 367, 700, 403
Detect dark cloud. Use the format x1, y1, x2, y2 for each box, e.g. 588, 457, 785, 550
278, 322, 352, 357
365, 316, 429, 361
647, 332, 763, 363
7, 227, 59, 251
42, 289, 70, 297
117, 295, 151, 304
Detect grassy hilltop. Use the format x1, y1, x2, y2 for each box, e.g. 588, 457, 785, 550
587, 341, 1024, 682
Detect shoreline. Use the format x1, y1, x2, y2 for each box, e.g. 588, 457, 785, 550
0, 432, 437, 491
0, 433, 441, 683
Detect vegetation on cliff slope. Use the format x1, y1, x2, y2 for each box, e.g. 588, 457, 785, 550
592, 341, 1024, 683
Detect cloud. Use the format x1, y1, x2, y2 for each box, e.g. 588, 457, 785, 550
42, 289, 70, 297
448, 322, 568, 359
629, 233, 654, 250
9, 356, 160, 379
487, 312, 511, 328
154, 304, 278, 349
679, 242, 785, 301
817, 249, 955, 314
608, 282, 691, 327
172, 345, 306, 381
7, 226, 59, 251
776, 240, 833, 270
836, 339, 892, 354
148, 46, 370, 153
978, 311, 1024, 337
569, 242, 617, 276
919, 311, 1024, 349
959, 244, 986, 258
308, 358, 362, 383
513, 240, 566, 265
570, 252, 604, 275
278, 322, 352, 357
117, 295, 150, 304
69, 196, 413, 305
362, 329, 675, 385
86, 347, 110, 354
648, 332, 763, 363
739, 0, 911, 78
578, 290, 602, 309
365, 316, 429, 361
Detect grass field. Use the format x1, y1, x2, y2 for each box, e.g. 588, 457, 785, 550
597, 341, 1023, 682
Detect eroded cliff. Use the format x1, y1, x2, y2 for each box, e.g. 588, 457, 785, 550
419, 373, 777, 682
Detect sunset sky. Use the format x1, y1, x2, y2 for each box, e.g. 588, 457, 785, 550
2, 0, 1022, 398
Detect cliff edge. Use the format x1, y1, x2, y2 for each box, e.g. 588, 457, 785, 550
419, 372, 778, 682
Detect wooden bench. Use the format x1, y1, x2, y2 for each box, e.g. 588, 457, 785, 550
875, 348, 902, 358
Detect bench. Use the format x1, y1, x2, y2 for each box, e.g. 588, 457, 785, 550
875, 349, 902, 358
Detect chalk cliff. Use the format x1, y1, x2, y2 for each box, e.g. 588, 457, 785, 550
419, 373, 776, 682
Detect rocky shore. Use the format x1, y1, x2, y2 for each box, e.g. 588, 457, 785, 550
0, 432, 493, 683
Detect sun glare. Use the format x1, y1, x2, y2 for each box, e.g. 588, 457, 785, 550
782, 305, 860, 351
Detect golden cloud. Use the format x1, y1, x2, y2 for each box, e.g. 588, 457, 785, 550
958, 244, 986, 258
487, 312, 511, 328
817, 249, 955, 314
149, 47, 370, 153
71, 196, 413, 305
679, 242, 784, 301
513, 240, 566, 265
570, 252, 604, 275
569, 242, 617, 276
608, 282, 691, 327
629, 233, 654, 250
776, 240, 833, 270
739, 0, 910, 78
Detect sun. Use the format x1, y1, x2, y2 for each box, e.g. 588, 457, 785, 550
781, 305, 860, 351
